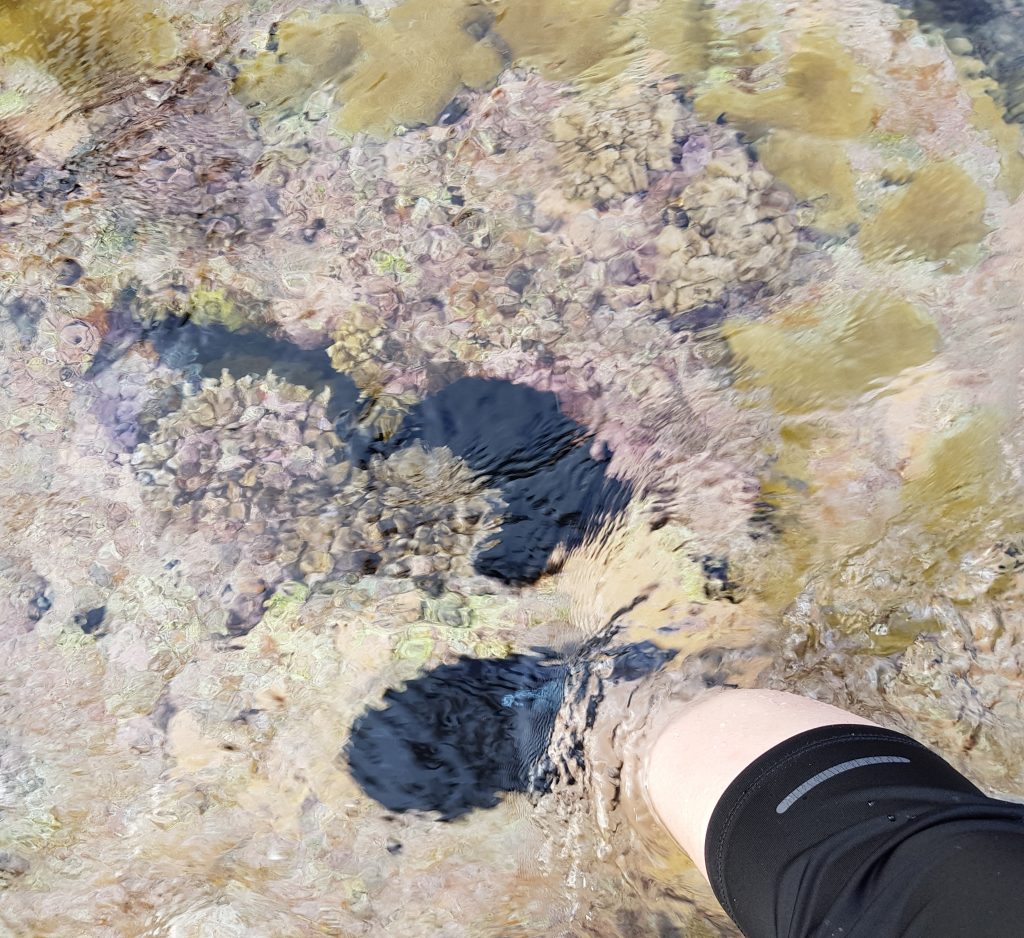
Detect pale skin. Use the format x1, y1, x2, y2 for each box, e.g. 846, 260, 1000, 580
645, 689, 881, 879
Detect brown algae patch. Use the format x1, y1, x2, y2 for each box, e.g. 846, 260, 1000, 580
901, 408, 1006, 529
0, 0, 177, 94
0, 0, 177, 156
490, 0, 632, 82
695, 34, 877, 140
234, 0, 632, 135
692, 32, 875, 235
755, 132, 858, 232
969, 89, 1024, 200
724, 292, 939, 413
639, 0, 714, 82
858, 161, 989, 264
234, 0, 502, 135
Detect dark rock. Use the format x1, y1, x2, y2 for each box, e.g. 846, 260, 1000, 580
27, 589, 52, 622
54, 258, 84, 286
6, 295, 43, 344
439, 97, 469, 126
348, 550, 381, 575
661, 206, 690, 229
504, 266, 533, 295
700, 555, 742, 603
301, 218, 326, 243
74, 605, 107, 634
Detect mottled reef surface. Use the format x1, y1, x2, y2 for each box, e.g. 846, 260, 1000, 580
2, 0, 1024, 935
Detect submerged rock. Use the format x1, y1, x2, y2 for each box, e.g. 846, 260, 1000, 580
90, 306, 361, 423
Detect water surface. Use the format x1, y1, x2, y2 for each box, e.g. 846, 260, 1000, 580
2, 0, 1024, 934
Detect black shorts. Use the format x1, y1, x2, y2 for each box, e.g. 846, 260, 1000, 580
706, 724, 1024, 938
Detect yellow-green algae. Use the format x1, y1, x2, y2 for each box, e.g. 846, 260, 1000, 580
689, 31, 876, 235
901, 408, 1006, 529
968, 89, 1024, 200
942, 41, 1024, 200
755, 132, 858, 231
234, 0, 502, 135
638, 0, 713, 82
491, 0, 631, 82
234, 0, 633, 136
184, 287, 254, 331
695, 33, 877, 140
0, 0, 177, 101
858, 161, 989, 265
686, 20, 1011, 248
724, 293, 939, 413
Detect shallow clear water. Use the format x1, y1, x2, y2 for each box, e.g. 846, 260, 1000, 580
2, 0, 1024, 934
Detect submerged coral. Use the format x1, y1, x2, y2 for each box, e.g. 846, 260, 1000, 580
326, 306, 388, 392
649, 146, 798, 315
552, 84, 688, 202
344, 441, 505, 579
129, 372, 504, 598
909, 0, 1024, 124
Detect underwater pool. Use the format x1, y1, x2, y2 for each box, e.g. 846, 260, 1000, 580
2, 0, 1024, 934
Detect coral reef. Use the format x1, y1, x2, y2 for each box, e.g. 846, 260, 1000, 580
3, 0, 1024, 935
129, 372, 505, 605
552, 84, 688, 202
326, 305, 388, 392
649, 147, 798, 315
